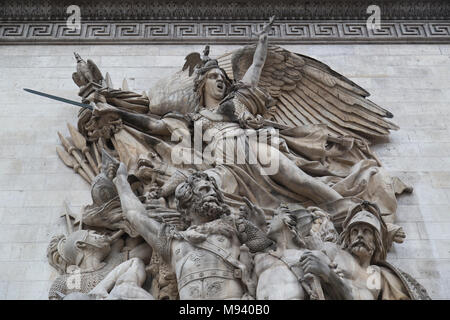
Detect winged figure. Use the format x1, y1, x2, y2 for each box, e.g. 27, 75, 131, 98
48, 16, 433, 301
146, 22, 397, 142
218, 45, 398, 141
72, 17, 411, 231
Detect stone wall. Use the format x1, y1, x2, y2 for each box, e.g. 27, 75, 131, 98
0, 43, 449, 299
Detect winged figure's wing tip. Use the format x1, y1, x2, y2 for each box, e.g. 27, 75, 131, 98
361, 88, 370, 97
182, 52, 202, 75
86, 59, 97, 68
184, 52, 201, 61
181, 62, 193, 76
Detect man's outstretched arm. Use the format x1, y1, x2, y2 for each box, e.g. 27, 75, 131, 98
113, 163, 163, 248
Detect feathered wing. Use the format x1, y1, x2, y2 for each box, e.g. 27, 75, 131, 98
72, 72, 85, 87
217, 45, 399, 141
87, 59, 104, 84
182, 52, 202, 77
147, 67, 197, 116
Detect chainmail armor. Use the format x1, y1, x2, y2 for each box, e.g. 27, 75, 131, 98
235, 218, 273, 253
48, 251, 126, 300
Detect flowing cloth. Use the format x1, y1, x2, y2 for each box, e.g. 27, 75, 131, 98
111, 85, 411, 223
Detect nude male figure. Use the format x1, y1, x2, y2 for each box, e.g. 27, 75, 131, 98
254, 205, 352, 300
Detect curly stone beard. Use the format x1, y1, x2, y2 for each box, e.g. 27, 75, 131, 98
187, 194, 230, 222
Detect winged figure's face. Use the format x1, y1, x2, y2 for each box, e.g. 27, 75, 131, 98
204, 68, 226, 101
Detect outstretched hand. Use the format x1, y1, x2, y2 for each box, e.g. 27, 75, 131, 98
393, 227, 406, 243
256, 16, 275, 37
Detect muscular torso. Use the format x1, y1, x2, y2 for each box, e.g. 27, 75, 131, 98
171, 232, 244, 300
254, 249, 306, 300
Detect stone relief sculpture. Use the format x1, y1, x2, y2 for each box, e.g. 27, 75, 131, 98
42, 16, 430, 300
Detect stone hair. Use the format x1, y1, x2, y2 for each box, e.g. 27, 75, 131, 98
175, 172, 223, 211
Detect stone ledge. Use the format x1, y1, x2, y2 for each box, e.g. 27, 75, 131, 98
1, 20, 449, 44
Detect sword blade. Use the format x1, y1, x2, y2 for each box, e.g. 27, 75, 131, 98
23, 88, 93, 110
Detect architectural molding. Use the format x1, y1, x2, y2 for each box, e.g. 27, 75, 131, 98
0, 1, 449, 44
1, 0, 449, 22
1, 20, 449, 44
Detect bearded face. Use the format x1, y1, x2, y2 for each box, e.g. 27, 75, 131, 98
186, 178, 229, 222
348, 223, 376, 260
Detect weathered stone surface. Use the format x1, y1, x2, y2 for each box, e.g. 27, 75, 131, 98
0, 44, 449, 299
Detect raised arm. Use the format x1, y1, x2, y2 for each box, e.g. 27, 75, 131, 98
241, 16, 275, 87
113, 163, 164, 248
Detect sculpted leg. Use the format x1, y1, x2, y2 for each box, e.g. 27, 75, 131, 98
257, 143, 342, 204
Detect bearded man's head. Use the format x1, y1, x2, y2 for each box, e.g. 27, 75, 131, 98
340, 209, 386, 264
175, 172, 230, 227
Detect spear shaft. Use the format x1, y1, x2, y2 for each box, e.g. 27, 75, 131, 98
23, 88, 94, 110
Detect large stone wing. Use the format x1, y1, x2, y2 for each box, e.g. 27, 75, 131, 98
87, 59, 104, 84
147, 67, 197, 116
218, 45, 399, 141
182, 52, 202, 77
72, 71, 85, 87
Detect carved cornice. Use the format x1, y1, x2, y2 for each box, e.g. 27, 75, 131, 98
1, 0, 449, 21
0, 1, 449, 44
1, 20, 449, 44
